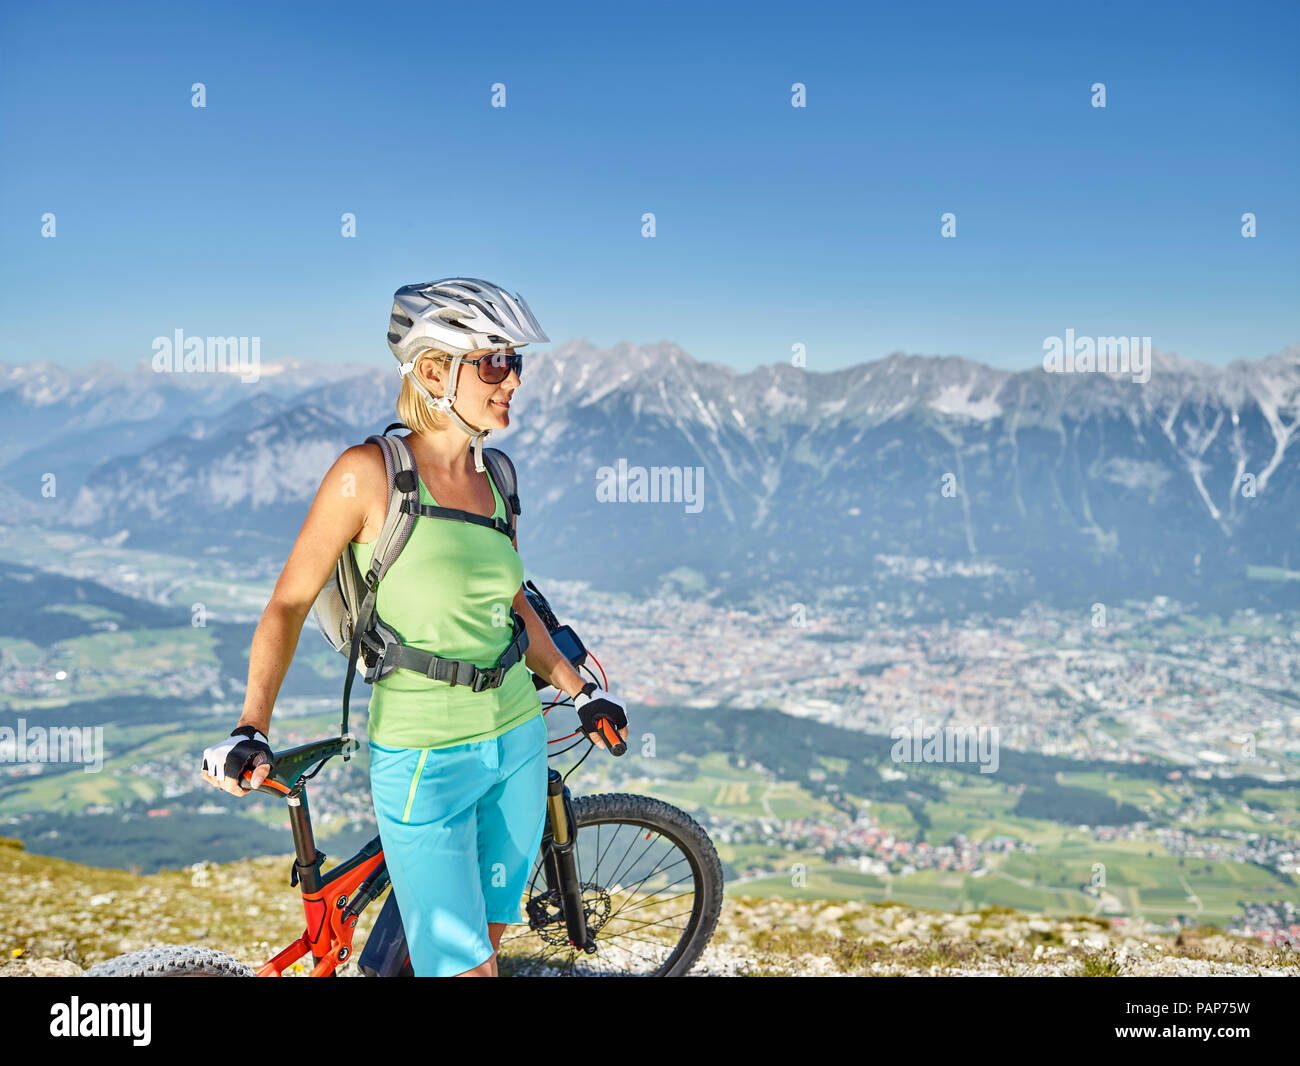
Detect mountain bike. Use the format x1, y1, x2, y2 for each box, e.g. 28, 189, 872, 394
83, 652, 725, 978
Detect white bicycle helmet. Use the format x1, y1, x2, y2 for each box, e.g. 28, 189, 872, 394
387, 277, 549, 470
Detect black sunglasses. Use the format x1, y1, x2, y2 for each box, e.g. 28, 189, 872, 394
463, 350, 523, 384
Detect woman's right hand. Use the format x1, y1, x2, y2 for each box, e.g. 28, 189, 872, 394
201, 726, 274, 796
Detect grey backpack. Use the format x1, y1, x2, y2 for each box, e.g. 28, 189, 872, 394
310, 422, 527, 738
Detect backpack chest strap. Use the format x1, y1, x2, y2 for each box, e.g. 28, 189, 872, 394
399, 499, 515, 540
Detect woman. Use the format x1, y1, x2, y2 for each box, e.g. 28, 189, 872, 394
200, 277, 630, 977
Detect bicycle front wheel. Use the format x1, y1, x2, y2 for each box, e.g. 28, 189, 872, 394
499, 792, 724, 976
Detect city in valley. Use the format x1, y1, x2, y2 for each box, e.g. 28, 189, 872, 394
2, 532, 1298, 950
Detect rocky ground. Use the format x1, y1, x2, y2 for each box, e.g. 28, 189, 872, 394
2, 837, 1295, 977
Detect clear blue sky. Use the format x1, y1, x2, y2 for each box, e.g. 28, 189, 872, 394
1, 0, 1296, 373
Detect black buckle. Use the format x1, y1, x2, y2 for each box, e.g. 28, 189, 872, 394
472, 666, 502, 693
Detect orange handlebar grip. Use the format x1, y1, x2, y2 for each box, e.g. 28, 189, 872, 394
240, 770, 289, 794
598, 718, 626, 755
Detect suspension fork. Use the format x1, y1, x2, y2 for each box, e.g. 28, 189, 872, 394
542, 768, 595, 952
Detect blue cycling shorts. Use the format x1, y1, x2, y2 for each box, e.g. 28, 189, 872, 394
368, 711, 548, 977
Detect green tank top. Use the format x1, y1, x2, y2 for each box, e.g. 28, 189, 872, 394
350, 464, 542, 750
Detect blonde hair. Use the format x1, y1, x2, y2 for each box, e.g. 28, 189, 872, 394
396, 349, 458, 434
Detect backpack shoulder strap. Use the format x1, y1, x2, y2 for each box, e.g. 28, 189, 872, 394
360, 433, 419, 590
481, 447, 520, 521
339, 431, 419, 740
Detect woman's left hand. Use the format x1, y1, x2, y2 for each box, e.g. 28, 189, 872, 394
574, 684, 629, 750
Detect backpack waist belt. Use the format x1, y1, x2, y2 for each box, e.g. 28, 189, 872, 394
372, 608, 530, 692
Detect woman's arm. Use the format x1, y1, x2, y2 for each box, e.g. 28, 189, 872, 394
234, 444, 380, 739
513, 582, 587, 700
508, 516, 587, 701
509, 517, 629, 750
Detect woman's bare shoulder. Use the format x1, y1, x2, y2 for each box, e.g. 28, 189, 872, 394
336, 440, 386, 475
326, 441, 388, 541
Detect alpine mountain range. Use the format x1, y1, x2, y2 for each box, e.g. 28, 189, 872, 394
2, 341, 1298, 613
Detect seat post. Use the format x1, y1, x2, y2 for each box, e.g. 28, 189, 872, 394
288, 785, 322, 890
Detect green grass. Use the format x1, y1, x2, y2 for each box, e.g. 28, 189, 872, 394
1078, 949, 1124, 976
0, 639, 45, 667
721, 837, 1299, 927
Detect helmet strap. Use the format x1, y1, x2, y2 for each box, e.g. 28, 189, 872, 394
440, 404, 490, 473
403, 354, 490, 472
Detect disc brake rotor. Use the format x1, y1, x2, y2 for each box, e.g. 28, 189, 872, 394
525, 883, 612, 946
